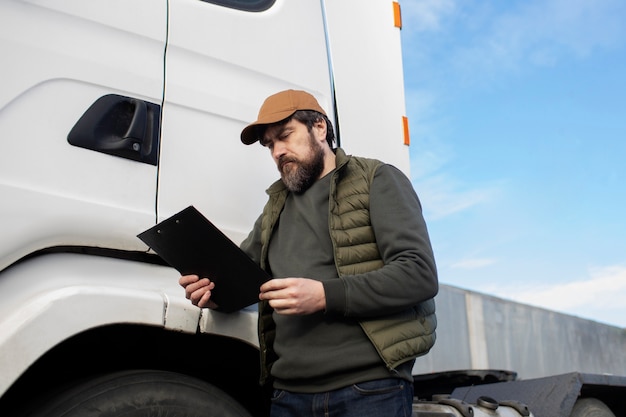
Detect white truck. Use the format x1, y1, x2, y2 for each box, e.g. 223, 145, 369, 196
0, 1, 624, 416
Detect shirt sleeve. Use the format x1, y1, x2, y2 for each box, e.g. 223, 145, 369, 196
239, 213, 264, 267
323, 164, 438, 317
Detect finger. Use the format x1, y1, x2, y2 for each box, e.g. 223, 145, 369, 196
271, 305, 296, 315
190, 285, 213, 306
198, 290, 218, 309
179, 274, 199, 287
259, 288, 285, 301
186, 278, 214, 293
260, 278, 289, 293
185, 279, 214, 300
268, 298, 296, 312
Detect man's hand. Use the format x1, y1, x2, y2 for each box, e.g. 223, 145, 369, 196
259, 278, 326, 315
179, 274, 219, 309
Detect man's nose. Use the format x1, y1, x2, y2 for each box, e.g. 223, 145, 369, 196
272, 141, 287, 160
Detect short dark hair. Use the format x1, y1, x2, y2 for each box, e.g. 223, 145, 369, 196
292, 110, 335, 148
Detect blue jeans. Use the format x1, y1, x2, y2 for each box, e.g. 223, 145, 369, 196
270, 378, 414, 417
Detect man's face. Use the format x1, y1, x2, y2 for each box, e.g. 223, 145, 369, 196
262, 118, 325, 193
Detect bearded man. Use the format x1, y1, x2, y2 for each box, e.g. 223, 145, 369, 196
180, 89, 438, 417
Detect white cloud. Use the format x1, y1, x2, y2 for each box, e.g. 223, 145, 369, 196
401, 0, 457, 33
450, 258, 496, 269
487, 264, 626, 327
406, 89, 504, 221
450, 0, 626, 76
514, 265, 626, 309
413, 174, 499, 220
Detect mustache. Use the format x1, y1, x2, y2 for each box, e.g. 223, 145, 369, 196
278, 156, 299, 172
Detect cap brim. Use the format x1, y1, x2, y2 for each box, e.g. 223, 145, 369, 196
240, 109, 297, 145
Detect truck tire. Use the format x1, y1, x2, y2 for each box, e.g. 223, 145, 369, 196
26, 369, 254, 417
570, 398, 616, 417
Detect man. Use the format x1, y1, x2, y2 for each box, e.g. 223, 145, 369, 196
180, 89, 438, 417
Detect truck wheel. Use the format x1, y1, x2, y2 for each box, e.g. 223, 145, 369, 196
570, 398, 616, 417
26, 369, 254, 417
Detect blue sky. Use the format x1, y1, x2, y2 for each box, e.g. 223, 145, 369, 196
400, 0, 626, 328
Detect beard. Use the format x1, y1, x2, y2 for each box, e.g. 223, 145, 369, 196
278, 134, 325, 193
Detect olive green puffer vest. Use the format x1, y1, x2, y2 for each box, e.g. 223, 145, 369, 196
257, 149, 436, 385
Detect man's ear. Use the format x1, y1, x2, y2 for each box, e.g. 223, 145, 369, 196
313, 118, 327, 144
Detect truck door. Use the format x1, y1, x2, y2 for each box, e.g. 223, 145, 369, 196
0, 0, 167, 268
158, 0, 333, 243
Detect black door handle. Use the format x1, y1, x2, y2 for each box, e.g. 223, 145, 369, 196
68, 94, 160, 165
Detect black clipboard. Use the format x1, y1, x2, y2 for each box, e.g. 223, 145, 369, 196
137, 205, 270, 313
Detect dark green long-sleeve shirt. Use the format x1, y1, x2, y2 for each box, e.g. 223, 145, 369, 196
241, 151, 437, 392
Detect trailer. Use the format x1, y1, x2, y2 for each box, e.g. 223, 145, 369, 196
410, 285, 626, 416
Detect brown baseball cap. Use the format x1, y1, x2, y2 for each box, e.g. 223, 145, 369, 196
240, 89, 327, 145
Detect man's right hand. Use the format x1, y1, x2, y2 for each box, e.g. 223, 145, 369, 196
179, 274, 218, 309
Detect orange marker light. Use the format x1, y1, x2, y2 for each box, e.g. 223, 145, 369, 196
402, 116, 410, 146
393, 2, 402, 29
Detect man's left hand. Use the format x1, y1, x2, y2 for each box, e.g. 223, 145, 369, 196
259, 278, 326, 315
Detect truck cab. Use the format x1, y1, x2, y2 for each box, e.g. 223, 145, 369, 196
0, 1, 409, 415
